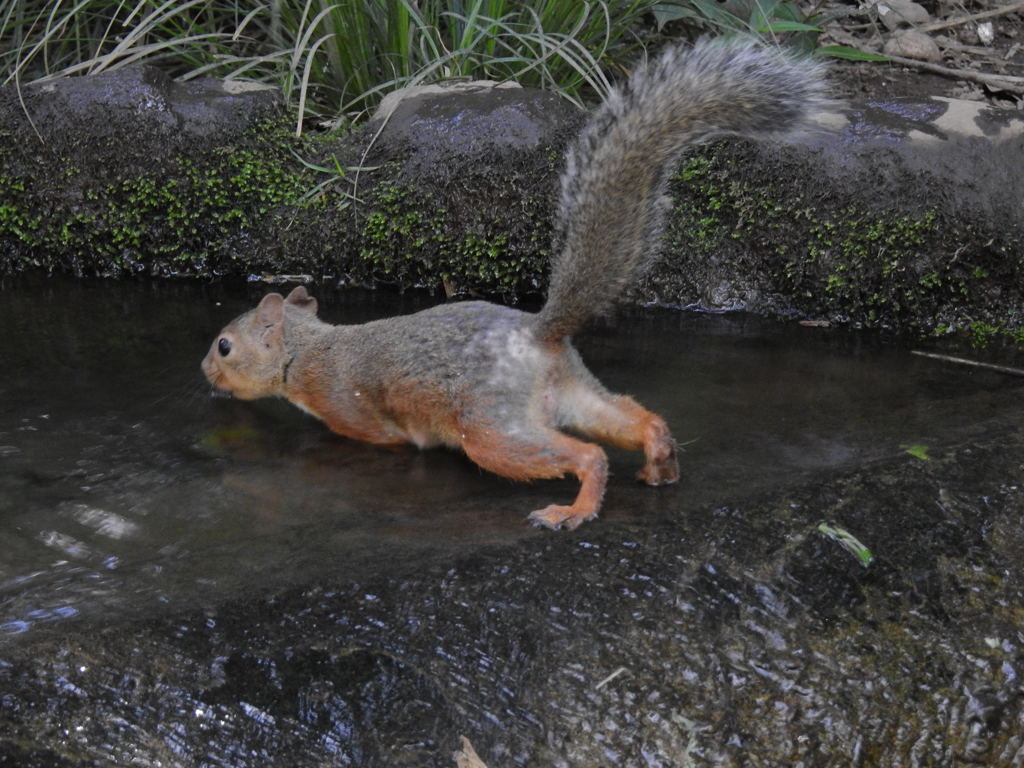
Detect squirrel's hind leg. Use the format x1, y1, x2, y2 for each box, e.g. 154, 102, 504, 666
460, 426, 608, 530
560, 388, 679, 487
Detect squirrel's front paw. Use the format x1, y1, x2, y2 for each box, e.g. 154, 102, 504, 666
528, 504, 596, 531
636, 457, 679, 486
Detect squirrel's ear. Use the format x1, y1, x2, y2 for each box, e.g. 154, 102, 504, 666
255, 293, 285, 327
285, 285, 318, 315
254, 293, 285, 348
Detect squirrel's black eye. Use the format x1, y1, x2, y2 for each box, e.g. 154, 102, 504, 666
218, 338, 232, 357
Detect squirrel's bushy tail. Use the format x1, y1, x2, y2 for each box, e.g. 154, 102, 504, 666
533, 39, 836, 341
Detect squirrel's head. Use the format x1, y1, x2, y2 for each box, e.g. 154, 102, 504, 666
201, 286, 319, 400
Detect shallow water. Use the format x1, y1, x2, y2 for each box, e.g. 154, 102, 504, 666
4, 277, 1024, 767
0, 276, 1019, 642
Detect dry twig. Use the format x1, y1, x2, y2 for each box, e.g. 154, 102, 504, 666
882, 52, 1024, 94
911, 350, 1024, 377
920, 0, 1024, 33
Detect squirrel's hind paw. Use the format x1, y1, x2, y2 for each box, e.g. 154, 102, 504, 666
528, 504, 597, 531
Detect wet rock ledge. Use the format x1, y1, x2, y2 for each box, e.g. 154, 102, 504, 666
2, 397, 1024, 766
0, 63, 1022, 341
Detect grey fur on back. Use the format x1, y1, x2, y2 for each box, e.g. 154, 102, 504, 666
533, 39, 837, 341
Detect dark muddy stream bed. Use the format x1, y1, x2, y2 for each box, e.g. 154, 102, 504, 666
1, 277, 1023, 767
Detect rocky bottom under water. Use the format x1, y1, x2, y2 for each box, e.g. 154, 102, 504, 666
1, 278, 1023, 767
2, 414, 1023, 767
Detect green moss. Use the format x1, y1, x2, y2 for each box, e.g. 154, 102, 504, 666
8, 111, 1018, 346
348, 159, 554, 296
0, 108, 558, 297
666, 148, 1024, 346
0, 116, 316, 276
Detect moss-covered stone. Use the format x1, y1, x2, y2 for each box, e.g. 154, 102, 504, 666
0, 71, 570, 300
0, 112, 312, 276
2, 70, 1022, 346
650, 142, 1024, 345
348, 166, 555, 296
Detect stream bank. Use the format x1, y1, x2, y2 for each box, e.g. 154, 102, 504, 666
1, 65, 1022, 342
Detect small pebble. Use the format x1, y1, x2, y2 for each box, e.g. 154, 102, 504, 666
876, 0, 931, 30
884, 30, 943, 62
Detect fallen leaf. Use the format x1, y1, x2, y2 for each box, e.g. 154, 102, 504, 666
454, 736, 488, 768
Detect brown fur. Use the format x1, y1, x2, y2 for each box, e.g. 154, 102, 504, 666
202, 293, 674, 529
202, 41, 833, 529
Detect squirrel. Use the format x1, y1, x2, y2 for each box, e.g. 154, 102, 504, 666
202, 40, 834, 530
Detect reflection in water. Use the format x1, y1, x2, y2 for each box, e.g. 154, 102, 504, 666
0, 276, 1019, 638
